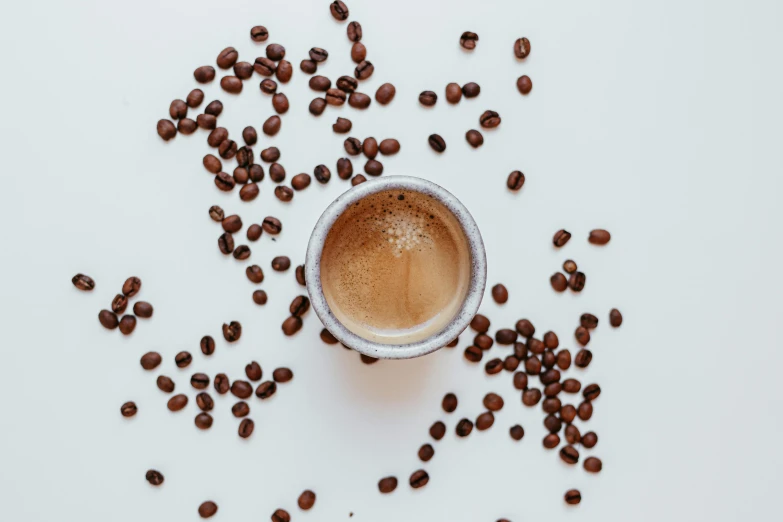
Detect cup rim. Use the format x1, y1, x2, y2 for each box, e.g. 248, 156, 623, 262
305, 176, 486, 359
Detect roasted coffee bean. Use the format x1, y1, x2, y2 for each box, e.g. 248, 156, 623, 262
506, 170, 525, 190
344, 137, 362, 155
510, 424, 525, 440
294, 490, 316, 511
263, 115, 281, 135
583, 456, 602, 473
218, 139, 237, 159
564, 489, 581, 505
522, 387, 541, 406
262, 216, 282, 234
209, 205, 224, 222
491, 284, 508, 304
564, 424, 581, 445
583, 383, 601, 401
553, 229, 572, 247
568, 272, 586, 292
551, 273, 568, 292
266, 43, 285, 60
517, 75, 533, 95
429, 421, 446, 441
120, 277, 140, 297
214, 374, 229, 395
259, 79, 278, 94
132, 302, 152, 319
72, 273, 95, 291
230, 380, 252, 399
483, 392, 504, 411
194, 65, 216, 83
410, 469, 429, 489
355, 60, 373, 79
543, 433, 560, 449
167, 394, 187, 411
575, 327, 591, 346
610, 308, 623, 327
247, 164, 263, 182
574, 349, 592, 368
560, 445, 580, 465
442, 393, 458, 413
347, 20, 362, 41
240, 183, 260, 202
471, 314, 490, 333
203, 155, 222, 176
246, 266, 264, 285
310, 47, 328, 62
175, 351, 193, 368
177, 118, 197, 134
218, 232, 235, 254
274, 185, 293, 202
236, 418, 254, 438
282, 316, 302, 335
456, 418, 474, 437
365, 159, 383, 176
234, 61, 253, 79
582, 431, 598, 448
479, 110, 501, 128
514, 37, 531, 59
360, 354, 378, 365
333, 117, 352, 133
314, 164, 331, 183
204, 100, 223, 116
589, 229, 611, 245
378, 139, 400, 155
118, 315, 136, 335
542, 397, 562, 414
296, 265, 306, 286
351, 174, 366, 185
169, 99, 187, 120
466, 129, 484, 148
378, 476, 398, 493
217, 46, 238, 69
195, 412, 213, 430
207, 127, 228, 147
542, 350, 556, 369
462, 82, 480, 98
560, 404, 577, 424
351, 42, 367, 63
290, 295, 310, 317
252, 290, 268, 305
515, 319, 534, 338
196, 392, 214, 412
140, 351, 162, 370
236, 146, 254, 167
220, 76, 243, 94
254, 57, 276, 76
337, 75, 358, 93
157, 375, 175, 393
222, 215, 243, 234
495, 329, 517, 345
330, 0, 349, 20
349, 92, 371, 108
578, 401, 593, 421
292, 173, 311, 190
460, 31, 478, 49
528, 338, 545, 355
232, 401, 250, 418
541, 332, 559, 350
245, 361, 262, 381
272, 93, 289, 113
300, 59, 317, 74
223, 321, 242, 342
309, 97, 326, 115
186, 89, 204, 108
269, 163, 285, 182
445, 82, 462, 104
276, 60, 293, 82
271, 509, 289, 522
474, 333, 493, 350
195, 336, 214, 358
419, 91, 437, 106
255, 380, 277, 399
145, 469, 164, 486
418, 443, 434, 462
562, 378, 581, 393
559, 261, 577, 277
544, 382, 562, 397
485, 358, 503, 374
428, 134, 446, 152
309, 75, 331, 91
326, 88, 347, 105
250, 25, 268, 42
361, 137, 378, 158
514, 342, 527, 359
540, 369, 561, 385
544, 414, 562, 433
375, 83, 396, 104
476, 411, 495, 431
272, 256, 291, 271
513, 371, 528, 390
111, 294, 128, 314
464, 346, 483, 362
580, 313, 599, 329
273, 367, 293, 383
120, 401, 137, 417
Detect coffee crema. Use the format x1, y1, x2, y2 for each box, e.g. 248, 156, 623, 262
320, 189, 471, 344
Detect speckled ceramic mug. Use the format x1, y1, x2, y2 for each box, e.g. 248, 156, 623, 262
305, 176, 486, 359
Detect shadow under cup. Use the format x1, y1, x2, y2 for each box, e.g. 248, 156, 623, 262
306, 176, 487, 359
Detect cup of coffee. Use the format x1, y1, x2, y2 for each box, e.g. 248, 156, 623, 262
305, 176, 486, 359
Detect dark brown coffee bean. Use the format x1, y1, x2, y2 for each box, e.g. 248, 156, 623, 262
610, 308, 623, 327
355, 60, 373, 79
545, 381, 562, 397
513, 371, 528, 390
485, 358, 503, 375
418, 443, 434, 462
269, 163, 285, 182
173, 351, 192, 369
582, 431, 598, 448
207, 127, 228, 147
551, 273, 568, 292
378, 139, 400, 155
131, 302, 152, 320
460, 31, 478, 49
344, 137, 362, 155
235, 417, 254, 438
556, 350, 573, 370
445, 83, 462, 104
522, 388, 541, 406
222, 321, 242, 342
240, 183, 260, 202
358, 137, 377, 159
276, 60, 292, 82
209, 205, 224, 222
568, 271, 587, 292
479, 110, 501, 128
516, 75, 533, 95
252, 290, 268, 305
295, 265, 306, 286
495, 329, 517, 345
309, 75, 331, 91
271, 93, 289, 114
254, 56, 276, 76
234, 61, 253, 79
195, 392, 214, 412
216, 46, 238, 69
309, 47, 328, 62
309, 97, 326, 115
118, 315, 136, 335
274, 186, 293, 202
177, 118, 197, 134
542, 350, 556, 369
119, 277, 140, 298
361, 354, 377, 365
553, 229, 572, 247
333, 117, 352, 133
365, 159, 383, 176
250, 25, 268, 42
145, 469, 164, 486
245, 361, 262, 381
326, 88, 346, 105
218, 139, 237, 159
293, 489, 316, 511
220, 75, 243, 94
375, 83, 396, 104
462, 82, 480, 98
292, 173, 311, 190
300, 59, 317, 74
465, 129, 484, 148
579, 314, 598, 330
514, 37, 531, 59
169, 99, 187, 120
560, 404, 577, 424
351, 42, 366, 63
562, 378, 581, 394
271, 508, 289, 522
574, 349, 592, 368
290, 295, 310, 317
272, 256, 291, 272
255, 380, 277, 399
543, 433, 560, 449
588, 229, 611, 245
195, 412, 213, 430
348, 91, 371, 109
259, 79, 278, 94
246, 266, 264, 285
266, 43, 285, 60
476, 411, 494, 431
471, 314, 490, 333
120, 401, 137, 417
560, 445, 580, 464
139, 351, 161, 370
351, 174, 366, 185
218, 232, 235, 254
419, 91, 437, 106
544, 414, 562, 433
314, 164, 331, 183
514, 319, 534, 338
194, 65, 216, 83
575, 326, 590, 346
442, 393, 458, 413
111, 294, 128, 314
230, 379, 252, 399
263, 216, 282, 234
230, 401, 249, 418
510, 424, 525, 441
378, 476, 398, 493
483, 392, 504, 411
429, 421, 446, 440
167, 394, 187, 411
528, 338, 545, 355
583, 383, 601, 401
233, 167, 249, 185
186, 89, 204, 108
214, 374, 229, 395
513, 342, 527, 359
428, 134, 446, 152
330, 0, 349, 20
563, 489, 582, 505
271, 368, 292, 383
474, 333, 493, 350
204, 100, 223, 116
563, 424, 580, 445
582, 456, 602, 473
409, 469, 429, 489
491, 283, 508, 304
72, 273, 95, 291
157, 375, 175, 393
337, 75, 358, 93
456, 418, 474, 437
221, 215, 242, 234
542, 397, 562, 414
578, 401, 593, 421
540, 369, 561, 385
504, 171, 525, 191
346, 20, 362, 41
282, 316, 302, 336
464, 346, 483, 362
263, 115, 281, 135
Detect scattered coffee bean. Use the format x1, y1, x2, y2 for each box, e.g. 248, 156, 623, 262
234, 61, 253, 79
209, 205, 224, 222
231, 379, 253, 399
214, 374, 229, 395
300, 59, 317, 74
378, 476, 398, 493
272, 368, 293, 383
186, 89, 204, 108
458, 84, 479, 102
476, 411, 495, 431
522, 388, 542, 406
255, 380, 277, 399
491, 284, 508, 304
169, 99, 187, 120
254, 57, 276, 76
560, 445, 580, 464
542, 397, 562, 414
347, 20, 362, 41
551, 273, 568, 292
540, 368, 561, 385
275, 186, 294, 202
418, 443, 435, 462
198, 501, 219, 520
269, 163, 285, 182
577, 400, 593, 421
610, 308, 623, 327
120, 401, 137, 417
560, 404, 577, 424
460, 31, 478, 49
514, 37, 531, 59
542, 350, 556, 369
474, 333, 493, 350
314, 164, 331, 183
196, 392, 214, 412
513, 371, 528, 390
310, 47, 328, 62
175, 351, 193, 369
483, 392, 504, 411
351, 174, 366, 185
271, 508, 290, 522
266, 43, 285, 60
464, 346, 483, 362
240, 183, 260, 201
479, 110, 501, 128
344, 137, 362, 155
544, 414, 562, 433
111, 294, 128, 315
309, 97, 326, 115
510, 424, 525, 440
582, 431, 598, 448
244, 361, 262, 382
72, 273, 95, 291
513, 342, 527, 359
167, 394, 187, 411
575, 326, 590, 346
365, 159, 383, 176
282, 316, 302, 335
348, 92, 371, 108
465, 129, 484, 148
428, 134, 446, 152
506, 170, 525, 190
222, 215, 243, 234
196, 336, 214, 358
157, 375, 175, 393
574, 349, 592, 369
252, 290, 268, 305
250, 25, 268, 42
495, 329, 518, 345
545, 382, 563, 397
513, 320, 533, 338
517, 75, 533, 95
262, 216, 282, 234
218, 139, 238, 159
528, 338, 545, 355
378, 139, 400, 155
471, 314, 490, 333
263, 115, 281, 135
485, 358, 503, 374
589, 229, 611, 245
223, 321, 242, 342
445, 82, 462, 104
337, 75, 358, 93
216, 46, 239, 69
430, 421, 446, 441
442, 393, 458, 413
553, 229, 571, 247
568, 272, 586, 292
232, 401, 250, 418
333, 117, 352, 133
419, 91, 437, 106
360, 354, 378, 365
177, 118, 197, 134
543, 433, 560, 449
326, 88, 347, 105
583, 456, 602, 473
220, 75, 243, 94
122, 276, 141, 297
272, 256, 291, 271
207, 127, 228, 147
362, 137, 378, 158
131, 303, 153, 321
236, 417, 254, 438
375, 83, 396, 104
118, 315, 136, 335
194, 65, 216, 83
260, 79, 278, 94
145, 469, 164, 486
355, 60, 373, 79
204, 100, 223, 116
351, 42, 367, 63
564, 489, 581, 505
409, 469, 429, 489
276, 60, 293, 82
246, 264, 264, 284
330, 0, 349, 20
295, 265, 306, 286
140, 352, 162, 370
562, 260, 577, 274
564, 423, 580, 444
562, 378, 580, 393
456, 418, 474, 437
292, 173, 311, 190
295, 489, 316, 511
310, 75, 331, 91
583, 383, 601, 401
320, 329, 339, 345
272, 93, 289, 113
290, 295, 310, 317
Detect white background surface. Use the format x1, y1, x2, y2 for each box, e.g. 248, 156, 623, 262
1, 0, 782, 520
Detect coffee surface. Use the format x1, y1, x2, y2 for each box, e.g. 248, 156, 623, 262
321, 190, 470, 344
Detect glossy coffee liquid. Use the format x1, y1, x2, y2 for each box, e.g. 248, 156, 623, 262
320, 190, 471, 344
